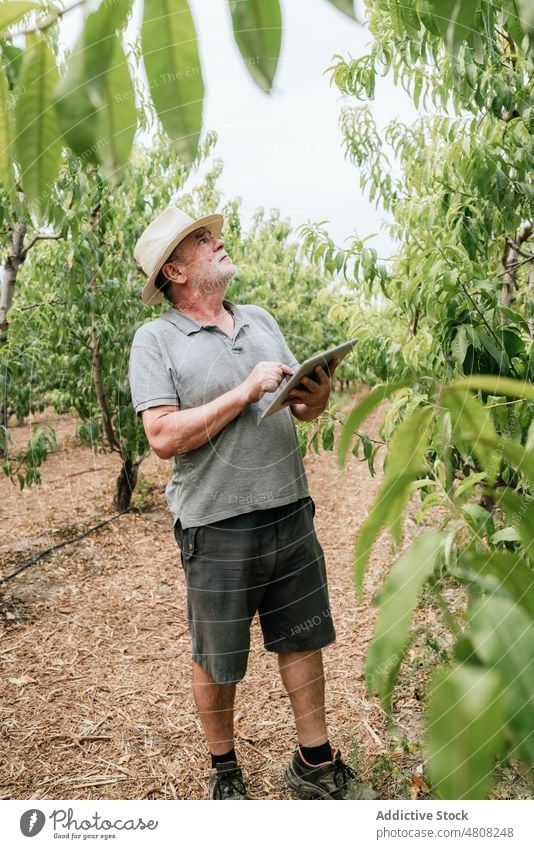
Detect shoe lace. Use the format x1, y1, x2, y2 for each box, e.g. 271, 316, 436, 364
332, 759, 358, 792
216, 768, 247, 799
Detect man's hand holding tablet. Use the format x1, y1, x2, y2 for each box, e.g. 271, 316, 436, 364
281, 357, 342, 414
258, 338, 358, 421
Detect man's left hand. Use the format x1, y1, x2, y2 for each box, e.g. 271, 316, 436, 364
282, 358, 341, 417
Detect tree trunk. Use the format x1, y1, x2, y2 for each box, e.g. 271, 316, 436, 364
113, 456, 140, 512
501, 240, 518, 307
412, 304, 420, 337
0, 220, 27, 432
0, 220, 27, 347
529, 237, 534, 338
501, 223, 533, 309
91, 322, 119, 451
87, 202, 119, 454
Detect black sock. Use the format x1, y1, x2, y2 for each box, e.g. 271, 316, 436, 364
299, 740, 333, 766
211, 748, 237, 769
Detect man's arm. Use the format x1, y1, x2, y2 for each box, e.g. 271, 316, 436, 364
142, 389, 247, 459
141, 360, 294, 459
282, 359, 341, 422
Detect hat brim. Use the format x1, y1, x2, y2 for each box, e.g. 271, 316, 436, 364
141, 213, 224, 305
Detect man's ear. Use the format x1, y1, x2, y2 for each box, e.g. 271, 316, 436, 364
161, 261, 186, 284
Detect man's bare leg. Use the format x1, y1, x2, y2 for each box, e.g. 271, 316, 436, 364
277, 649, 328, 747
192, 661, 236, 755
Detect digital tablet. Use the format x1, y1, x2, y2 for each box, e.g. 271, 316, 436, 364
258, 338, 358, 421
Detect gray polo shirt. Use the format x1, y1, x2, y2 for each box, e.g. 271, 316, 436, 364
128, 299, 310, 529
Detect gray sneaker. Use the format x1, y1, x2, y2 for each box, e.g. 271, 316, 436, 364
208, 761, 249, 799
285, 747, 376, 800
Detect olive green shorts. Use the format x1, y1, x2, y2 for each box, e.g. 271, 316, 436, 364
174, 496, 336, 684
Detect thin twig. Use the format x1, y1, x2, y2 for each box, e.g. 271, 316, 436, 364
495, 253, 534, 277
11, 0, 87, 36
14, 299, 66, 313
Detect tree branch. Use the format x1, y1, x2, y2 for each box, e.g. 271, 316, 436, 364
10, 0, 87, 36
496, 253, 534, 278
20, 232, 62, 261
15, 299, 66, 313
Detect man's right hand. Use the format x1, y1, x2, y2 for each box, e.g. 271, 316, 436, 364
241, 361, 294, 404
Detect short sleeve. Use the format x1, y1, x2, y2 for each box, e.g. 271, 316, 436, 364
128, 342, 180, 415
257, 307, 300, 370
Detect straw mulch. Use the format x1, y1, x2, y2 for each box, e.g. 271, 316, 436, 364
1, 405, 519, 801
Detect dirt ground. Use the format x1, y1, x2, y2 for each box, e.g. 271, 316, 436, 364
0, 405, 529, 800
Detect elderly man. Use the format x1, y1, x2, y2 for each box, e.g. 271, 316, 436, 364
128, 206, 356, 800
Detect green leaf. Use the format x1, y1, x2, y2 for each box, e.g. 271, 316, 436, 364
442, 387, 501, 484
451, 375, 534, 402
400, 2, 421, 34
495, 167, 508, 203
417, 0, 442, 35
142, 0, 204, 163
338, 380, 411, 468
352, 405, 434, 592
0, 60, 15, 197
321, 419, 335, 451
1, 43, 24, 88
383, 404, 434, 539
462, 503, 495, 538
389, 1, 405, 37
454, 471, 487, 500
516, 1, 534, 52
15, 34, 62, 219
457, 550, 534, 619
504, 1, 526, 47
54, 0, 132, 161
353, 471, 416, 595
368, 444, 379, 476
490, 527, 522, 544
94, 35, 136, 179
426, 665, 506, 800
470, 596, 534, 763
478, 331, 509, 373
384, 405, 433, 480
324, 0, 357, 20
495, 437, 534, 487
451, 324, 468, 366
431, 0, 479, 54
415, 490, 447, 523
366, 532, 445, 714
501, 330, 525, 358
453, 635, 481, 665
228, 0, 282, 92
497, 490, 534, 563
0, 1, 40, 34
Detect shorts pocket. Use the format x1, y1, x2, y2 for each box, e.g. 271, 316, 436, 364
308, 496, 316, 519
174, 520, 199, 555
181, 526, 199, 563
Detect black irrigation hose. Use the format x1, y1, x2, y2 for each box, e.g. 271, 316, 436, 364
0, 509, 130, 586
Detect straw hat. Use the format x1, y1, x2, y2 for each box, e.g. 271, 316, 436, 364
134, 206, 224, 305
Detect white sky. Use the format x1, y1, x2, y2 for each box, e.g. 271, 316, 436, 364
61, 0, 419, 257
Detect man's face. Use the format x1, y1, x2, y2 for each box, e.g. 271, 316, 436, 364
177, 226, 236, 294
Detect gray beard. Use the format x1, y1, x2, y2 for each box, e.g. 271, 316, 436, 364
195, 265, 236, 296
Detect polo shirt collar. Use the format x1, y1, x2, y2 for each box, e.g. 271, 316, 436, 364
161, 300, 249, 336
